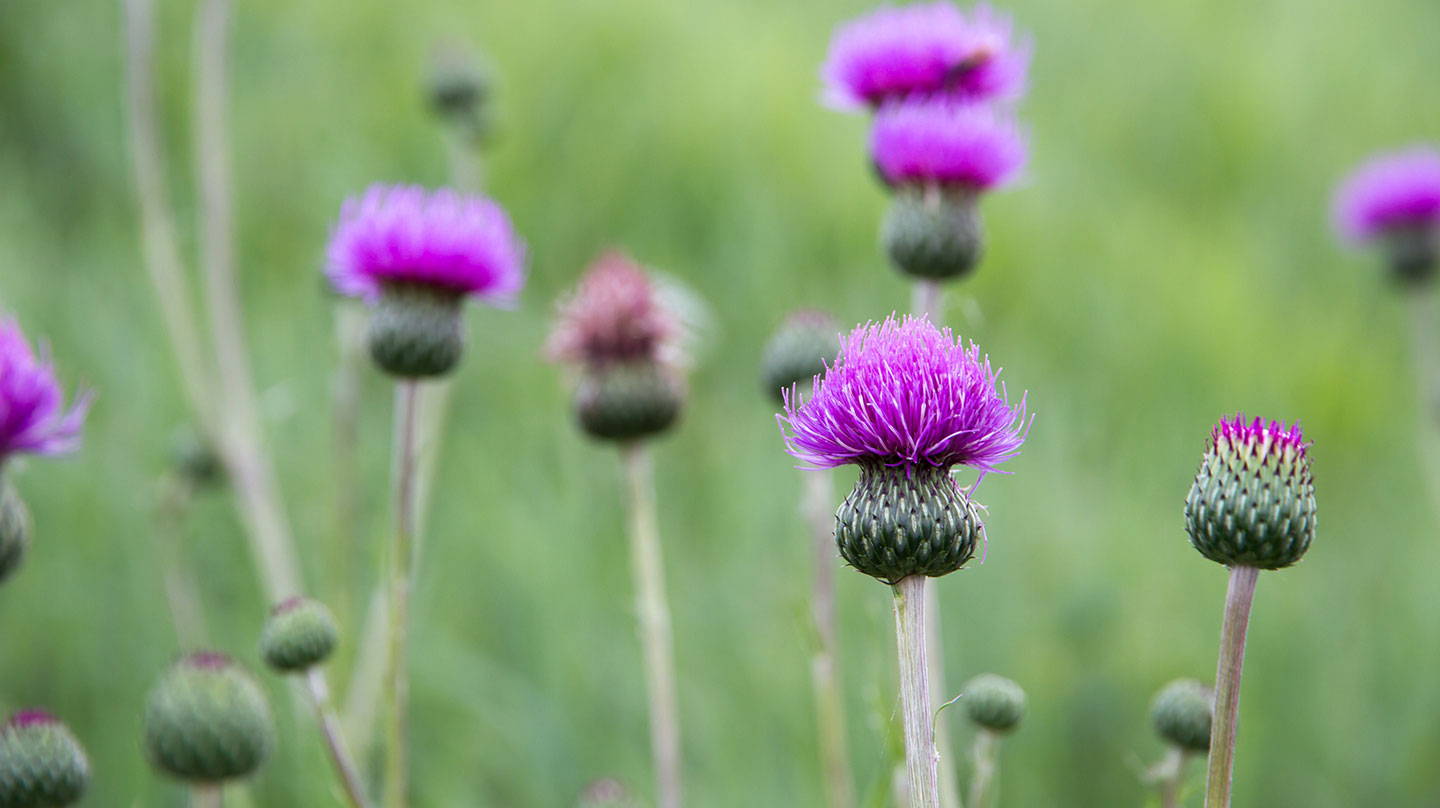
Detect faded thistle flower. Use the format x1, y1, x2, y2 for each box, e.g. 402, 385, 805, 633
821, 2, 1029, 111
873, 97, 1027, 280
961, 673, 1026, 733
1184, 415, 1315, 570
1150, 678, 1213, 753
780, 316, 1027, 582
1333, 147, 1440, 287
758, 310, 840, 406
547, 251, 686, 443
259, 596, 339, 673
143, 652, 275, 783
326, 183, 526, 377
0, 710, 90, 807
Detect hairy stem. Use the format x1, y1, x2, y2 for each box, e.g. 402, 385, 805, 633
306, 669, 374, 808
621, 444, 684, 808
1152, 747, 1187, 808
967, 730, 997, 808
893, 575, 939, 808
383, 381, 421, 808
154, 477, 208, 648
911, 280, 943, 323
1205, 565, 1258, 808
803, 470, 855, 808
193, 784, 223, 808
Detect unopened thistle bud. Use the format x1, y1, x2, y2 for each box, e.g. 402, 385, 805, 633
548, 251, 687, 443
1184, 415, 1315, 570
780, 316, 1028, 583
0, 711, 90, 807
326, 184, 526, 378
759, 310, 839, 405
427, 49, 494, 140
0, 479, 30, 585
961, 673, 1026, 733
259, 597, 338, 673
871, 99, 1026, 282
169, 429, 224, 489
143, 652, 274, 783
1150, 678, 1213, 753
1333, 147, 1440, 287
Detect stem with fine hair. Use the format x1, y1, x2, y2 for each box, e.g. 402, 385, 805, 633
193, 784, 223, 808
621, 443, 684, 808
967, 730, 997, 808
306, 668, 374, 808
911, 281, 943, 322
893, 575, 939, 808
383, 381, 421, 808
802, 469, 855, 808
1204, 565, 1258, 808
1150, 747, 1187, 808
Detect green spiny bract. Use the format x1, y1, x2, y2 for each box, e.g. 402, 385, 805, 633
759, 311, 839, 406
574, 362, 684, 443
143, 653, 274, 783
835, 463, 982, 583
1184, 416, 1315, 570
962, 673, 1027, 734
0, 712, 89, 807
1150, 678, 1213, 752
881, 185, 984, 281
259, 597, 338, 673
0, 479, 30, 585
367, 282, 466, 378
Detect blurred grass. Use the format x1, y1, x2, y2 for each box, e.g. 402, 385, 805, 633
2, 0, 1440, 804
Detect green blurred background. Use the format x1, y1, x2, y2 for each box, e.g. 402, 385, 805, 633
3, 0, 1440, 804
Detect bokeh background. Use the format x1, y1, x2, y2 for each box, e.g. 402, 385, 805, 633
3, 0, 1440, 804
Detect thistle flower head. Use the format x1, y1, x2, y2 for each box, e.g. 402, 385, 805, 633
144, 652, 274, 783
780, 315, 1027, 474
260, 596, 339, 673
962, 673, 1027, 733
326, 183, 525, 305
546, 251, 682, 368
871, 96, 1027, 189
1332, 147, 1440, 243
1150, 678, 1213, 753
0, 709, 89, 807
0, 320, 90, 464
759, 309, 840, 405
1185, 414, 1315, 570
821, 2, 1029, 110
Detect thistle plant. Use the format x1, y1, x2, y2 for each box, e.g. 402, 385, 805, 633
548, 251, 688, 808
0, 319, 90, 585
1184, 416, 1315, 808
1143, 678, 1213, 808
780, 316, 1027, 808
327, 183, 526, 808
0, 710, 90, 807
760, 311, 852, 808
959, 673, 1025, 808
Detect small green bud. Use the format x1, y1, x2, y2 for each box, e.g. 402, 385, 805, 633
962, 673, 1026, 734
426, 50, 493, 129
1150, 678, 1213, 753
574, 361, 684, 443
835, 463, 982, 583
143, 653, 274, 783
1381, 222, 1439, 288
260, 597, 339, 673
0, 479, 30, 585
881, 185, 984, 282
368, 283, 466, 378
0, 711, 90, 807
759, 310, 839, 406
169, 429, 224, 489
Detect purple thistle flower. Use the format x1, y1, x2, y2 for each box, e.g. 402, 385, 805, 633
871, 96, 1027, 189
1332, 147, 1440, 243
1210, 413, 1309, 461
780, 315, 1027, 473
4, 710, 58, 731
821, 2, 1029, 111
326, 183, 526, 305
0, 320, 90, 464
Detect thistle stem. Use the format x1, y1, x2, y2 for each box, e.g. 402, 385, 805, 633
911, 280, 944, 322
193, 784, 223, 808
1152, 747, 1187, 808
306, 668, 374, 808
1204, 565, 1258, 808
621, 443, 684, 808
383, 381, 421, 808
966, 730, 997, 808
154, 476, 209, 649
802, 469, 855, 808
892, 575, 939, 808
1408, 291, 1440, 424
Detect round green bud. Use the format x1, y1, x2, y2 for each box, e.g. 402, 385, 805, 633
962, 673, 1026, 734
1150, 678, 1213, 753
143, 652, 274, 783
759, 311, 839, 406
367, 283, 466, 378
0, 479, 30, 586
881, 186, 984, 282
574, 361, 684, 443
1381, 222, 1438, 288
0, 711, 90, 807
835, 463, 982, 583
169, 429, 225, 489
426, 51, 492, 123
259, 597, 339, 673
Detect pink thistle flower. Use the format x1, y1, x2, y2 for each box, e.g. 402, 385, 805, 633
1210, 414, 1310, 462
821, 2, 1030, 111
4, 710, 58, 730
1332, 147, 1440, 243
546, 251, 682, 368
0, 320, 90, 464
326, 183, 525, 305
871, 96, 1027, 189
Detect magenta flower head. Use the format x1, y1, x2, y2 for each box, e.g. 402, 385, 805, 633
0, 709, 90, 806
0, 319, 90, 465
547, 251, 686, 443
1185, 415, 1315, 570
821, 2, 1029, 111
1332, 147, 1440, 286
326, 183, 525, 377
780, 315, 1028, 582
